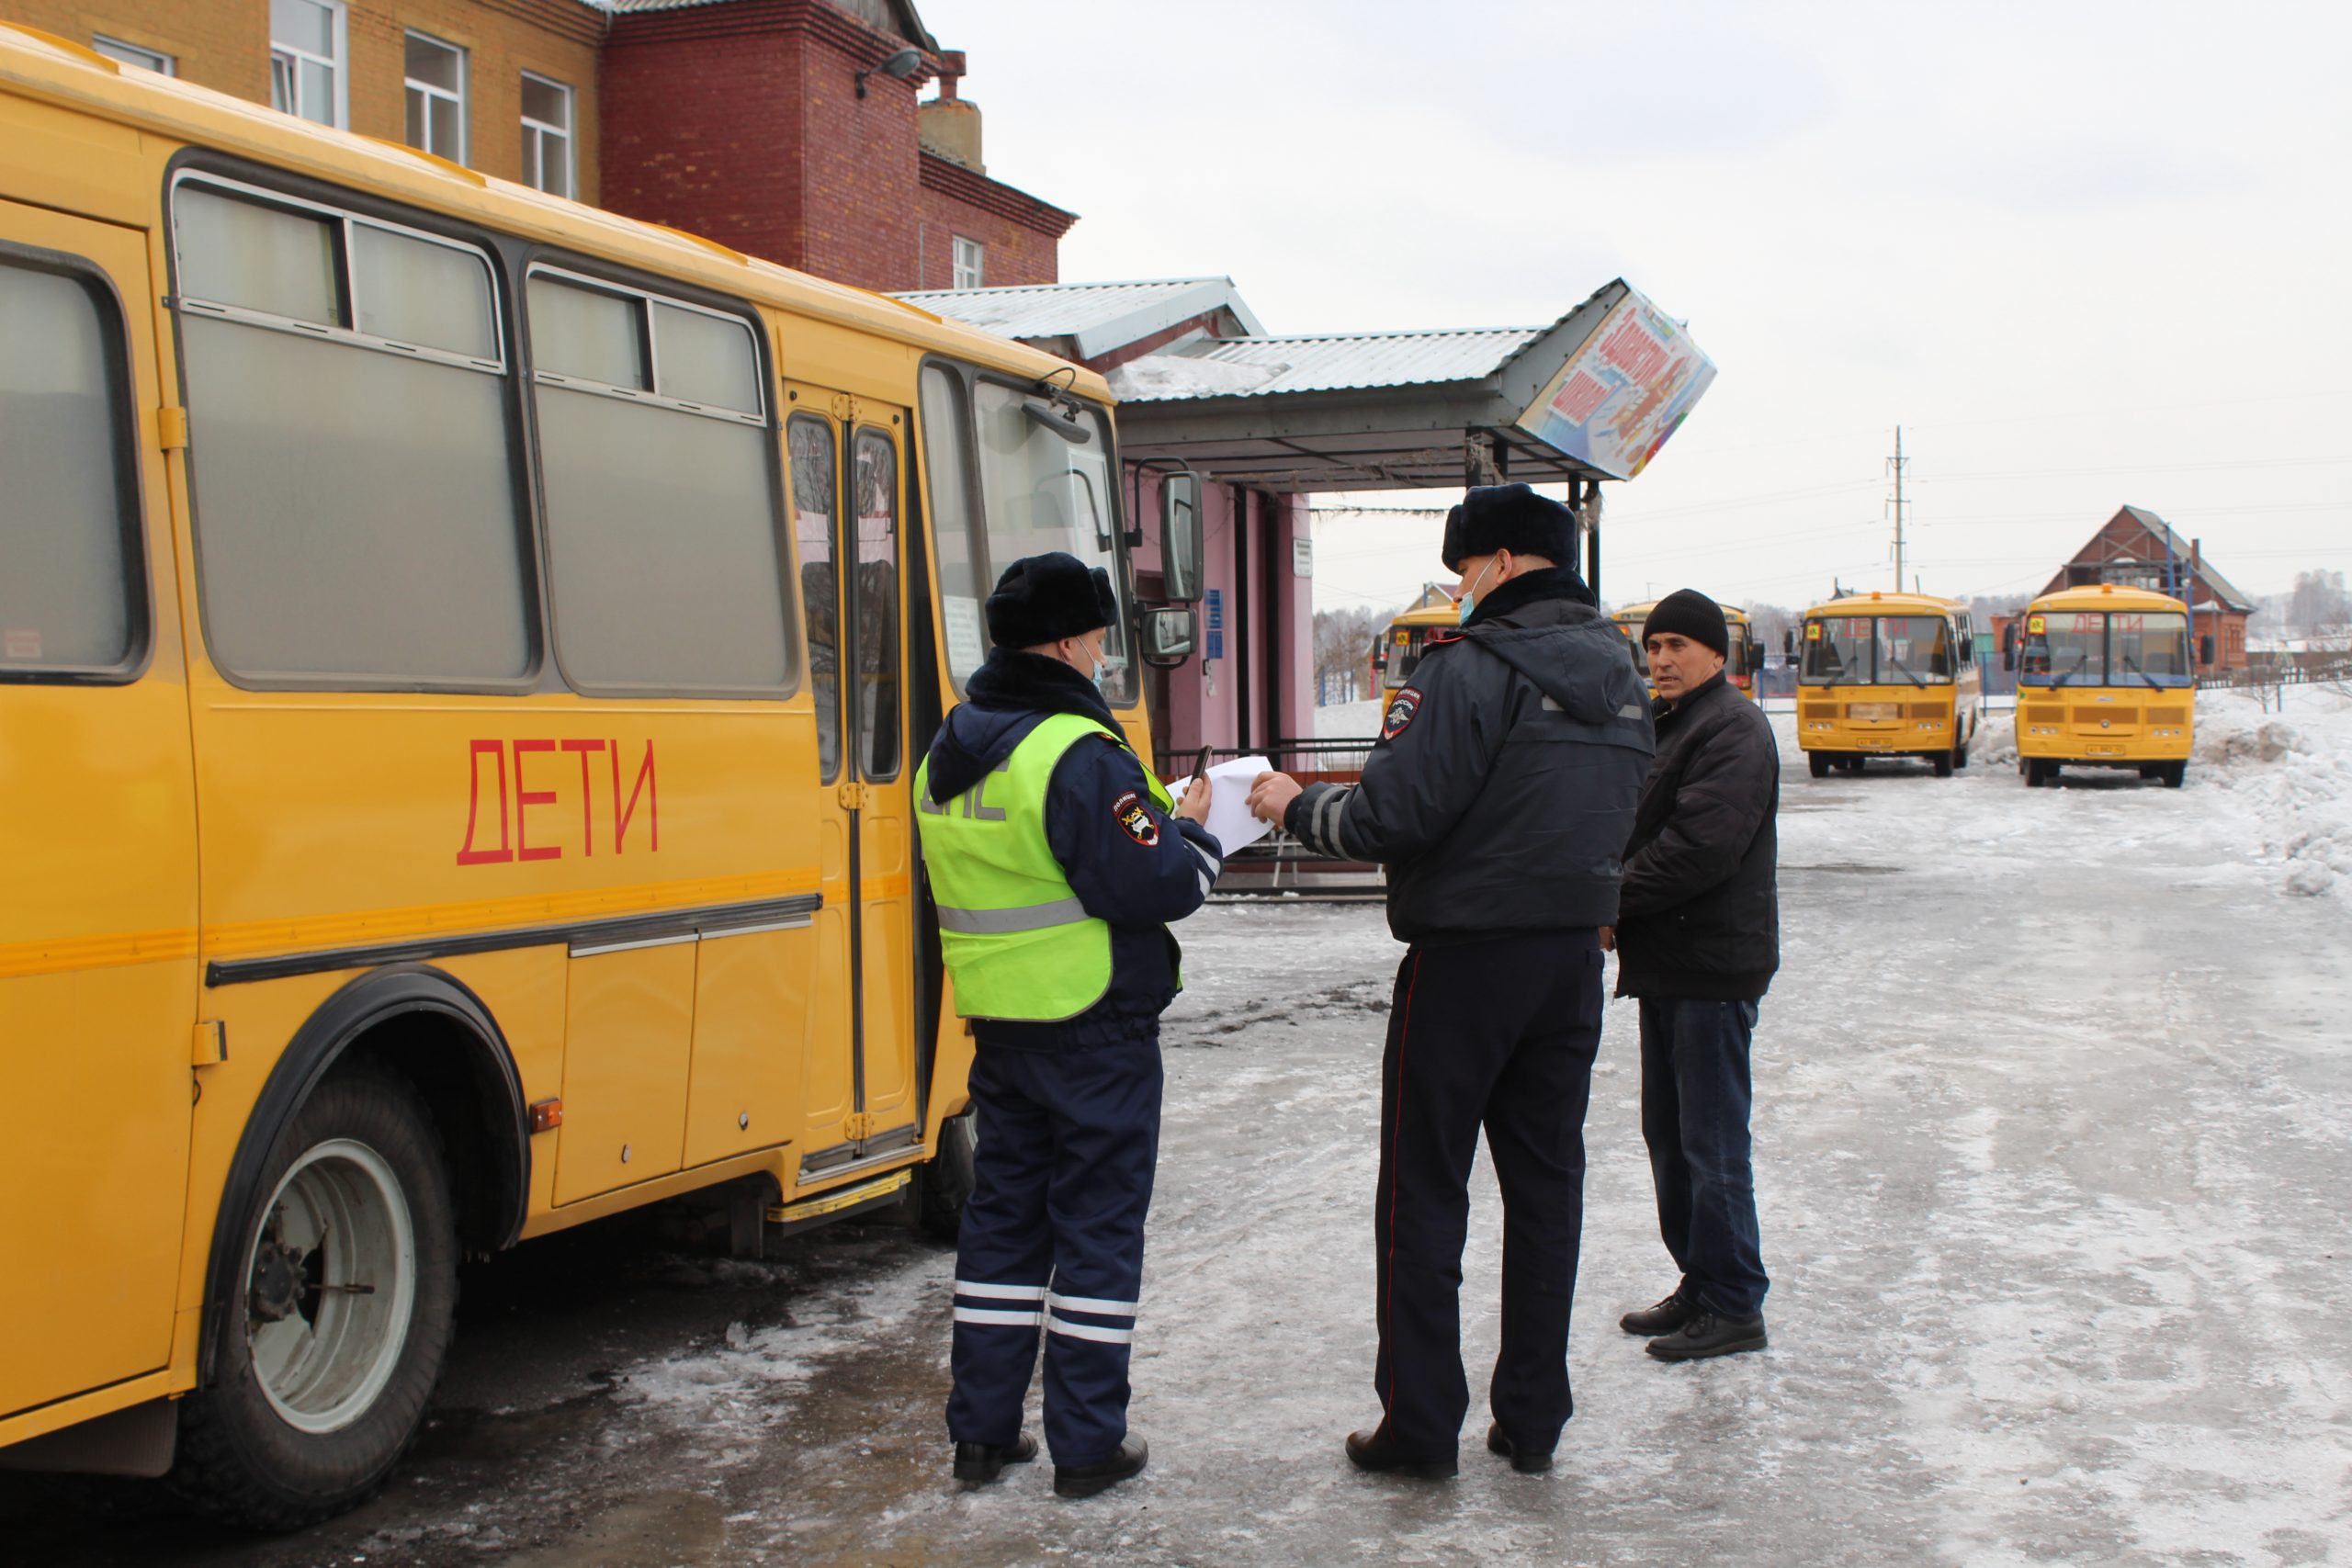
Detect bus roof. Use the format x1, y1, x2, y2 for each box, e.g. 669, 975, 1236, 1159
0, 24, 1106, 401
1391, 601, 1460, 628
2028, 584, 2188, 615
1799, 590, 1963, 617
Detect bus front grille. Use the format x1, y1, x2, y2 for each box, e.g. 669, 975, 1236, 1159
2073, 706, 2137, 725
2148, 707, 2188, 724
2025, 705, 2064, 724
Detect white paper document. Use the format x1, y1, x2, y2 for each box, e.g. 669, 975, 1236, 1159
1168, 754, 1275, 857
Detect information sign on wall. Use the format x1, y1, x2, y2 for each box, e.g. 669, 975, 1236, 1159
1205, 588, 1225, 661
1293, 537, 1314, 578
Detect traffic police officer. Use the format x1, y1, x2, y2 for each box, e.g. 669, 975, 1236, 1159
914, 551, 1223, 1498
1248, 484, 1653, 1478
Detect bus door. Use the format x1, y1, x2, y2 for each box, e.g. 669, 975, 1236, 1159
0, 204, 200, 1418
787, 397, 917, 1177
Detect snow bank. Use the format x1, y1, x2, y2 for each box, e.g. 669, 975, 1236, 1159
2191, 686, 2352, 899
1313, 696, 1382, 739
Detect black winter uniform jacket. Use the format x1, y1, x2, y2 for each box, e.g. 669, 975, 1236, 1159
922, 651, 1224, 1050
1613, 671, 1781, 1001
1283, 569, 1655, 943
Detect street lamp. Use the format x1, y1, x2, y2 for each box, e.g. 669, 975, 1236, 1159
855, 47, 923, 98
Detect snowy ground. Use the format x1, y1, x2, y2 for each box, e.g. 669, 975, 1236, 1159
12, 689, 2351, 1566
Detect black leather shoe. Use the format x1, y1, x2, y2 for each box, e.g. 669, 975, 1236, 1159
952, 1432, 1037, 1484
1054, 1434, 1148, 1498
1485, 1421, 1554, 1474
1646, 1309, 1768, 1361
1620, 1288, 1698, 1337
1344, 1425, 1457, 1479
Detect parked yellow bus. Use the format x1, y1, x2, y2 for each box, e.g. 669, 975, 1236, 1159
0, 26, 1198, 1526
1611, 598, 1766, 703
2004, 584, 2202, 788
1793, 591, 1982, 777
1371, 588, 1458, 692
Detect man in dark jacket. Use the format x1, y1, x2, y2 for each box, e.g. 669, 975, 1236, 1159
1247, 484, 1654, 1479
1607, 588, 1779, 1361
914, 552, 1223, 1498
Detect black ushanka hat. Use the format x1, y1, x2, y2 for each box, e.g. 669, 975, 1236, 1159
1440, 482, 1578, 572
985, 551, 1117, 649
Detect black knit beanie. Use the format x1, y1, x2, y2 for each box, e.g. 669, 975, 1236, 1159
985, 551, 1116, 649
1644, 588, 1729, 660
1440, 483, 1578, 572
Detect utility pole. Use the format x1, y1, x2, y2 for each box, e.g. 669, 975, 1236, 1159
1887, 425, 1908, 590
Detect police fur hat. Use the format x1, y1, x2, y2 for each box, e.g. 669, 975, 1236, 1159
1645, 587, 1729, 660
1440, 482, 1579, 572
986, 551, 1117, 649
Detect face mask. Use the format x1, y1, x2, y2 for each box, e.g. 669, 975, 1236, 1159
1072, 637, 1107, 687
1455, 556, 1500, 625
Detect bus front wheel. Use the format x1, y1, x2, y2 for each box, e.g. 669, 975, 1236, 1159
1808, 752, 1832, 779
1932, 750, 1954, 778
168, 1059, 458, 1530
2161, 761, 2186, 789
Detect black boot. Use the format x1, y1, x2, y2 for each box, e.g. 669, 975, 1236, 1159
952, 1432, 1037, 1484
1054, 1434, 1148, 1498
1619, 1287, 1697, 1337
1646, 1308, 1768, 1361
1485, 1422, 1554, 1474
1344, 1424, 1457, 1479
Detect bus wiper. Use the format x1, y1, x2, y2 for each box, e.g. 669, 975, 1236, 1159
2116, 650, 2164, 691
1883, 649, 1928, 688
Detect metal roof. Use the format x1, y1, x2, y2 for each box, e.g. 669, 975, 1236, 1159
891, 277, 1262, 360
1122, 325, 1547, 401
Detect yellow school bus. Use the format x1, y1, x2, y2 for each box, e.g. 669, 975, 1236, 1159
1611, 599, 1765, 703
2005, 584, 2199, 787
1371, 592, 1459, 693
1794, 590, 1982, 777
0, 26, 1197, 1525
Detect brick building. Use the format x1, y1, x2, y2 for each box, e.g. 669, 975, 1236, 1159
598, 0, 1072, 292
5, 0, 603, 198
2039, 505, 2258, 670
1, 0, 1073, 293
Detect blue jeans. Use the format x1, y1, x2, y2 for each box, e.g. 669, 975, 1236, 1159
1637, 998, 1769, 1319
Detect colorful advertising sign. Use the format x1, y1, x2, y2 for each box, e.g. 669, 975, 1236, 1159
1515, 286, 1716, 480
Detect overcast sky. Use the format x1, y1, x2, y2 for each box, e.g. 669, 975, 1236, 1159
918, 0, 2350, 615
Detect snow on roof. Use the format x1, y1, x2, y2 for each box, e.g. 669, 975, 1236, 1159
1114, 324, 1547, 401
894, 277, 1263, 360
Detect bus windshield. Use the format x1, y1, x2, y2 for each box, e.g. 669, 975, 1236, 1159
967, 381, 1134, 705
2020, 610, 2191, 688
1800, 614, 1953, 685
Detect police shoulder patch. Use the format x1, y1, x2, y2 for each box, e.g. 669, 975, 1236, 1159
1112, 789, 1160, 846
1381, 686, 1423, 741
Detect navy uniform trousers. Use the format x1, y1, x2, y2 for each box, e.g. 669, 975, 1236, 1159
1374, 929, 1604, 1459
945, 1031, 1162, 1468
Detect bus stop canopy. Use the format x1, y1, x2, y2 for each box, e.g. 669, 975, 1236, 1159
899, 276, 1716, 495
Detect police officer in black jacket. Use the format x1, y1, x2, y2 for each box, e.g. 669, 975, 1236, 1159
1605, 589, 1780, 1361
1247, 484, 1653, 1479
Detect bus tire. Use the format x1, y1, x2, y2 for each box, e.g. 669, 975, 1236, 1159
1953, 739, 1970, 770
1932, 750, 1954, 778
167, 1059, 458, 1530
2162, 762, 2187, 788
917, 1107, 979, 1242
1808, 751, 1831, 779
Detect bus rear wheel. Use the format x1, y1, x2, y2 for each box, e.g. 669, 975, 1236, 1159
1808, 752, 1832, 779
167, 1059, 457, 1530
918, 1107, 979, 1242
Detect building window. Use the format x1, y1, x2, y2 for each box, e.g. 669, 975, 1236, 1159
269, 0, 345, 128
952, 235, 984, 290
404, 31, 467, 163
520, 73, 573, 198
92, 36, 174, 74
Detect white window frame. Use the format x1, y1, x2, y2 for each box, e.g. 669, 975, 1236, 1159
269, 0, 347, 130
519, 72, 575, 198
92, 35, 175, 74
951, 235, 984, 290
403, 29, 468, 164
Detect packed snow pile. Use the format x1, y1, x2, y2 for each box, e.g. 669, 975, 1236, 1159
1314, 696, 1383, 739
2193, 686, 2352, 899
1105, 353, 1283, 401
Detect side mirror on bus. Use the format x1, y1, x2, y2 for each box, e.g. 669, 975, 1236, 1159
2000, 622, 2017, 672
1159, 472, 1206, 604
1140, 605, 1197, 668
2199, 634, 2216, 667
1782, 629, 1795, 659
1747, 642, 1767, 676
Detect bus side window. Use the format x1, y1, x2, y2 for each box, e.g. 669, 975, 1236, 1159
0, 256, 145, 678
174, 183, 528, 683
852, 429, 900, 779
790, 413, 842, 783
527, 272, 794, 695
